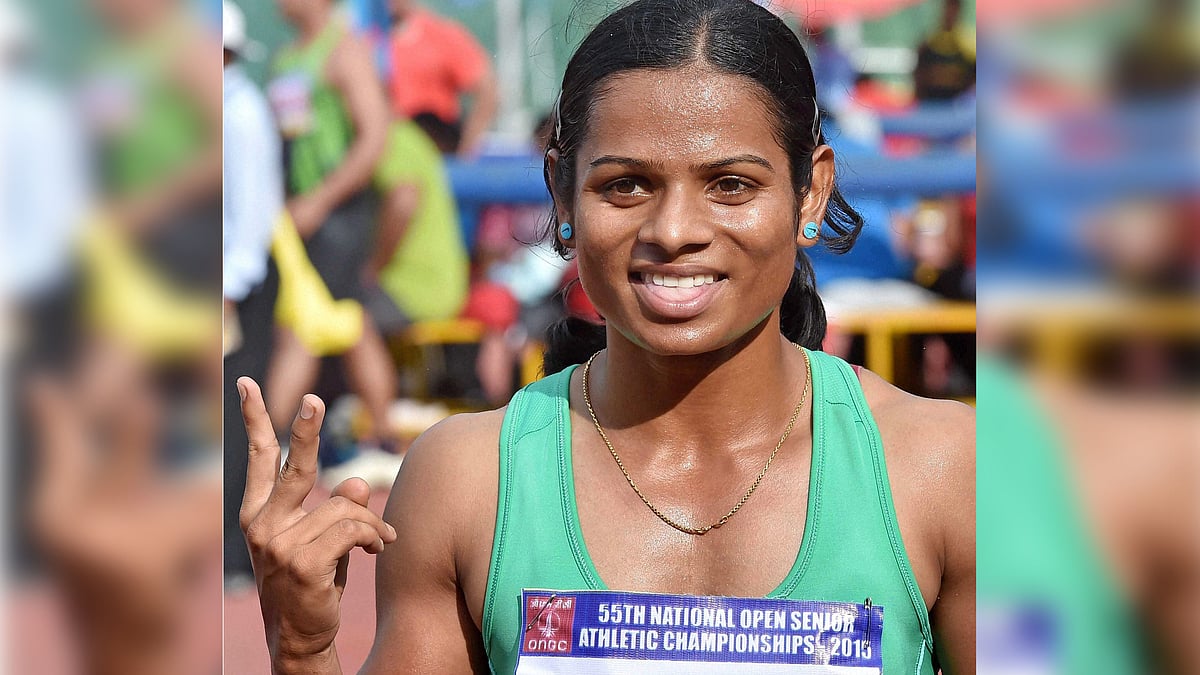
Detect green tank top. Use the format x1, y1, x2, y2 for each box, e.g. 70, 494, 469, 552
977, 356, 1144, 674
92, 12, 208, 196
484, 348, 935, 674
269, 19, 353, 196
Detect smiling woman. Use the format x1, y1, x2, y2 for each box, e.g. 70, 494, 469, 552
236, 0, 975, 673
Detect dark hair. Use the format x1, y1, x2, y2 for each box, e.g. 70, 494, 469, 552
541, 0, 863, 374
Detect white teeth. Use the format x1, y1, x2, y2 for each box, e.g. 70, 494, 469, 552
642, 273, 718, 288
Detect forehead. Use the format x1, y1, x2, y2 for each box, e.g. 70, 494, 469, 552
581, 65, 784, 167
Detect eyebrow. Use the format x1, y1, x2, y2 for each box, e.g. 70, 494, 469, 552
587, 154, 775, 173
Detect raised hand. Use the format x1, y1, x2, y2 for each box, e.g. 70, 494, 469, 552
236, 377, 397, 673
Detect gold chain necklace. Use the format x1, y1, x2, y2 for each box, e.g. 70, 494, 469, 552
580, 344, 811, 536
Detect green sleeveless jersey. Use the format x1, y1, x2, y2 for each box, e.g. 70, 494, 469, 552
91, 12, 208, 196
977, 356, 1144, 674
484, 349, 935, 673
268, 19, 353, 197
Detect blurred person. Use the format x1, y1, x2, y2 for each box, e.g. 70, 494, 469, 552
364, 118, 469, 336
466, 114, 577, 404
977, 350, 1200, 674
1110, 0, 1200, 101
384, 0, 498, 156
913, 0, 976, 102
894, 196, 976, 395
23, 373, 223, 675
72, 0, 223, 450
264, 0, 398, 463
222, 0, 282, 585
82, 0, 222, 278
237, 1, 975, 672
3, 0, 91, 585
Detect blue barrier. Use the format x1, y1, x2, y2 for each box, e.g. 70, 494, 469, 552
879, 102, 976, 141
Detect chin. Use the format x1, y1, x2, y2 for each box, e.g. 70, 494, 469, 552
612, 317, 764, 358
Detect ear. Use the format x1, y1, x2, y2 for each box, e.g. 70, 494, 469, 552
546, 149, 575, 249
796, 145, 835, 249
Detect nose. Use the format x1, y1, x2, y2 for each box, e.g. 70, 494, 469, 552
635, 184, 714, 259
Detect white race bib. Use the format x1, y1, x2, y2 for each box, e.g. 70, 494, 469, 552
515, 589, 884, 674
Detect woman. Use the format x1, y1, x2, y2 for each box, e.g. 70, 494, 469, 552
237, 0, 975, 672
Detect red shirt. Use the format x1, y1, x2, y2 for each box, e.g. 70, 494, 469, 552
387, 8, 488, 122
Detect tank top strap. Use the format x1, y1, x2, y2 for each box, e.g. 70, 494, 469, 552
804, 349, 936, 650
274, 17, 345, 80
486, 366, 582, 652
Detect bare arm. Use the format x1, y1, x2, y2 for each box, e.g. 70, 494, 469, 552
291, 34, 389, 237
1141, 419, 1200, 674
117, 34, 223, 233
365, 182, 421, 283
860, 369, 975, 673
929, 405, 976, 674
360, 412, 501, 673
457, 64, 498, 158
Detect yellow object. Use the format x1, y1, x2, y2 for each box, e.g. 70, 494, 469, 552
80, 213, 217, 361
272, 211, 364, 356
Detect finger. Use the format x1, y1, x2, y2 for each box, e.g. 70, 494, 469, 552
306, 520, 387, 573
264, 393, 326, 514
330, 477, 371, 508
238, 377, 280, 526
279, 495, 396, 547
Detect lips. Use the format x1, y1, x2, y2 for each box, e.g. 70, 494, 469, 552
630, 270, 726, 320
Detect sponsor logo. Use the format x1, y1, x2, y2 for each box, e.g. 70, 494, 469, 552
524, 595, 576, 654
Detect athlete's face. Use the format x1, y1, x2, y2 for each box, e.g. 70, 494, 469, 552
559, 65, 825, 356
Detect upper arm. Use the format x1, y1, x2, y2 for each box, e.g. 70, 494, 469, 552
360, 411, 501, 674
175, 34, 223, 135
328, 35, 388, 156
1140, 416, 1200, 673
926, 403, 975, 675
859, 369, 975, 673
446, 24, 491, 92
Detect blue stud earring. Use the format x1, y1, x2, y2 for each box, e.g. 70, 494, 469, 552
802, 221, 819, 240
559, 221, 573, 240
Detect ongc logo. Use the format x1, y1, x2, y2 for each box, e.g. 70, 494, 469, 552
524, 595, 576, 654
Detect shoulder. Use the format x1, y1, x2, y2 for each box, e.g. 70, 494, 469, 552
855, 367, 975, 541
328, 28, 375, 78
386, 407, 506, 533
394, 407, 507, 498
856, 367, 975, 478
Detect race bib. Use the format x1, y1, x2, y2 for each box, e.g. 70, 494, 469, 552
515, 589, 883, 674
80, 69, 143, 135
267, 72, 315, 139
978, 603, 1061, 675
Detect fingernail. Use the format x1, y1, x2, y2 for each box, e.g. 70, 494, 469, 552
236, 380, 247, 402
299, 397, 315, 420
388, 524, 397, 538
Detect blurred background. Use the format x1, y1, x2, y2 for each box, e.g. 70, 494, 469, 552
977, 0, 1200, 673
1, 0, 1194, 671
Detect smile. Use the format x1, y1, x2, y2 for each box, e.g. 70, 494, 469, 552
630, 271, 727, 320
640, 273, 719, 288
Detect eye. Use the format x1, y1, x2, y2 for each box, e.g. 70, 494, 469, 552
709, 175, 758, 205
602, 177, 651, 205
610, 178, 640, 194
715, 177, 748, 193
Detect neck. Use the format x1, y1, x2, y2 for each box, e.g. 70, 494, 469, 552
112, 3, 174, 40
587, 316, 811, 456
